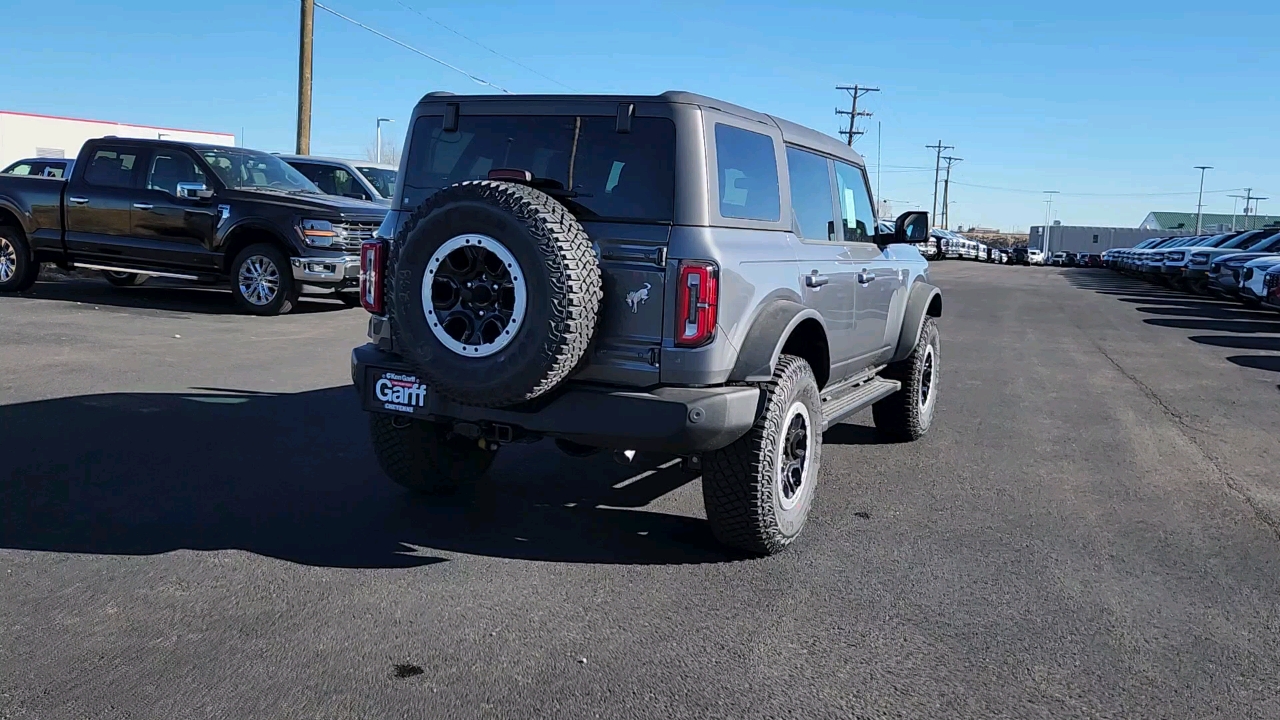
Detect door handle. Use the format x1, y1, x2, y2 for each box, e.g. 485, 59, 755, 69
133, 203, 154, 211
805, 271, 829, 288
858, 271, 876, 284
68, 196, 89, 205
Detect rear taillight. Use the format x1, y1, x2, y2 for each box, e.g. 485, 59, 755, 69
675, 260, 718, 347
360, 240, 385, 314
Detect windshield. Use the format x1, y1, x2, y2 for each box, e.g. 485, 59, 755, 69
356, 166, 397, 199
200, 149, 321, 194
1243, 232, 1279, 251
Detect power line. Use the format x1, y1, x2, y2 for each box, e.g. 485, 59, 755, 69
392, 0, 575, 91
949, 181, 1249, 198
835, 85, 879, 146
314, 2, 512, 93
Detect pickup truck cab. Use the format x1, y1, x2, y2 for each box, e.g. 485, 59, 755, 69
0, 137, 387, 314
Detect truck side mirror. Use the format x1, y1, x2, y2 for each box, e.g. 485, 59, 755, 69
894, 211, 930, 245
177, 182, 214, 200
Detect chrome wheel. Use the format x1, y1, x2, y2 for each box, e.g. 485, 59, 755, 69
776, 401, 814, 512
0, 236, 16, 284
238, 255, 280, 306
421, 234, 527, 358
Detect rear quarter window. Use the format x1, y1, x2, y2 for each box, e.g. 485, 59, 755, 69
713, 124, 780, 222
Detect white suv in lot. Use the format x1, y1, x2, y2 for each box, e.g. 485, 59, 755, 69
1028, 249, 1046, 265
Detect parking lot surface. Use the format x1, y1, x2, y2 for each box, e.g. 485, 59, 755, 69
3, 264, 1279, 719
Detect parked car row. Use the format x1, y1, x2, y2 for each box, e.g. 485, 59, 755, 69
1048, 251, 1103, 268
932, 229, 1023, 264
1101, 228, 1280, 310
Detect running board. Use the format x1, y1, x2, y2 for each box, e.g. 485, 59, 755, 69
72, 263, 199, 281
820, 377, 901, 431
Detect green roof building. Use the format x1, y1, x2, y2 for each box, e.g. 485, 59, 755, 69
1141, 212, 1280, 232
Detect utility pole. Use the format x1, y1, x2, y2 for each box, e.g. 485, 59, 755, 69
296, 0, 315, 155
1194, 166, 1212, 234
876, 120, 882, 206
835, 85, 879, 146
1043, 191, 1059, 253
940, 156, 962, 229
926, 140, 954, 227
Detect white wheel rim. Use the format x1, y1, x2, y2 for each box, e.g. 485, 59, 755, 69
0, 236, 16, 283
238, 255, 280, 306
421, 233, 528, 358
775, 401, 814, 512
919, 343, 937, 415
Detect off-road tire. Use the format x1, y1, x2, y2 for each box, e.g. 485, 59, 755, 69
0, 226, 39, 293
389, 181, 602, 408
702, 355, 822, 556
229, 244, 300, 316
102, 270, 149, 287
873, 317, 940, 442
369, 413, 498, 495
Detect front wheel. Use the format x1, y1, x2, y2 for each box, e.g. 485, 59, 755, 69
230, 244, 299, 316
102, 270, 148, 287
369, 413, 498, 495
873, 317, 940, 442
702, 355, 822, 556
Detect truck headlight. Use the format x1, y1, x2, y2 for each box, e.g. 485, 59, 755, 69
301, 219, 343, 247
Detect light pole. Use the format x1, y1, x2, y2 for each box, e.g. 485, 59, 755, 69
1043, 191, 1059, 253
376, 118, 394, 164
1194, 166, 1212, 234
1228, 194, 1246, 231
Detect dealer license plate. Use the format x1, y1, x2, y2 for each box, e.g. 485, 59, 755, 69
364, 367, 430, 418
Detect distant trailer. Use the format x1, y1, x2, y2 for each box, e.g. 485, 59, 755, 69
1029, 225, 1191, 254
0, 110, 236, 169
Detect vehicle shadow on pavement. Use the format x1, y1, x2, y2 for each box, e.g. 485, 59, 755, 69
1063, 270, 1280, 377
0, 387, 733, 569
18, 277, 351, 316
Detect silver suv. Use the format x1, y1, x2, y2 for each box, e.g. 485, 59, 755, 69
351, 91, 942, 555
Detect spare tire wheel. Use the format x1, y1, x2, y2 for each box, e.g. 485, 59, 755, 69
389, 181, 602, 408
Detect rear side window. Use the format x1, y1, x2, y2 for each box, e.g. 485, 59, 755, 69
401, 114, 676, 222
83, 148, 140, 189
785, 147, 836, 241
714, 124, 780, 222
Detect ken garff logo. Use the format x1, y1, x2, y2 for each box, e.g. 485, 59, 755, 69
625, 282, 652, 313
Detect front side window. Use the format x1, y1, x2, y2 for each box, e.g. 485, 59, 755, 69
199, 149, 320, 194
146, 151, 207, 196
82, 147, 141, 189
356, 166, 397, 199
402, 114, 676, 222
834, 160, 876, 243
714, 124, 780, 222
785, 147, 835, 241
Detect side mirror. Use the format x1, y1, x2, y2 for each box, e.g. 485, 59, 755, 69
893, 211, 930, 245
177, 182, 214, 200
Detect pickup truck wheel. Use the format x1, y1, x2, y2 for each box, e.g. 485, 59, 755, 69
0, 227, 39, 293
230, 244, 300, 316
702, 355, 822, 556
102, 270, 149, 287
873, 317, 940, 442
389, 181, 602, 408
369, 413, 497, 495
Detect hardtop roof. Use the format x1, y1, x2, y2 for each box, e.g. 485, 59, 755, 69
416, 90, 866, 167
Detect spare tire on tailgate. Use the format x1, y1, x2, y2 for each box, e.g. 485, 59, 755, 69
389, 180, 603, 408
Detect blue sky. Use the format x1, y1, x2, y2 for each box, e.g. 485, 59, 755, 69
3, 0, 1277, 231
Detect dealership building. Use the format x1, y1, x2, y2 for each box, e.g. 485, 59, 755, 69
0, 110, 235, 169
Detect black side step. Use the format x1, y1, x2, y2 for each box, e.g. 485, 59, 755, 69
820, 377, 901, 431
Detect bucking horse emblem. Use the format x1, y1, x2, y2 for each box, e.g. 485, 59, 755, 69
625, 282, 652, 314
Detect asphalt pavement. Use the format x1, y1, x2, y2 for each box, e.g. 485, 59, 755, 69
2, 265, 1279, 719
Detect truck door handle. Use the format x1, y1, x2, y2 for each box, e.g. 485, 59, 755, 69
858, 271, 876, 284
68, 196, 89, 205
132, 203, 154, 211
805, 271, 829, 288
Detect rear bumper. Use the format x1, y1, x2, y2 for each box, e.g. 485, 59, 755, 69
350, 344, 760, 453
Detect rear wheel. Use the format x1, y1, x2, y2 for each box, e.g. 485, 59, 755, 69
0, 226, 39, 293
230, 244, 299, 316
369, 413, 498, 495
873, 317, 940, 442
102, 270, 149, 287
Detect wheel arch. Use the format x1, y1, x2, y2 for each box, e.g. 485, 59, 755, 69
220, 222, 294, 273
889, 282, 942, 364
728, 300, 831, 389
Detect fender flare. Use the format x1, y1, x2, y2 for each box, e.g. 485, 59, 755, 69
728, 300, 827, 383
217, 220, 297, 267
889, 281, 942, 363
0, 197, 34, 236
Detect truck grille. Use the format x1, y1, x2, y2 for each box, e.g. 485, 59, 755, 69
332, 221, 381, 252
1265, 272, 1280, 291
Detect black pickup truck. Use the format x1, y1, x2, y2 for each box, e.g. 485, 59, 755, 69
0, 137, 388, 314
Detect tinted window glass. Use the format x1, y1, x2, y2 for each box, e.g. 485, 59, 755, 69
834, 160, 876, 242
199, 149, 319, 194
6, 163, 33, 176
293, 163, 368, 200
83, 148, 140, 188
785, 147, 835, 241
714, 124, 780, 222
402, 115, 675, 221
146, 151, 207, 196
356, 166, 397, 199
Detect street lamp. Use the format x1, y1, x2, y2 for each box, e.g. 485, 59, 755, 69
376, 118, 394, 164
1194, 166, 1212, 234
